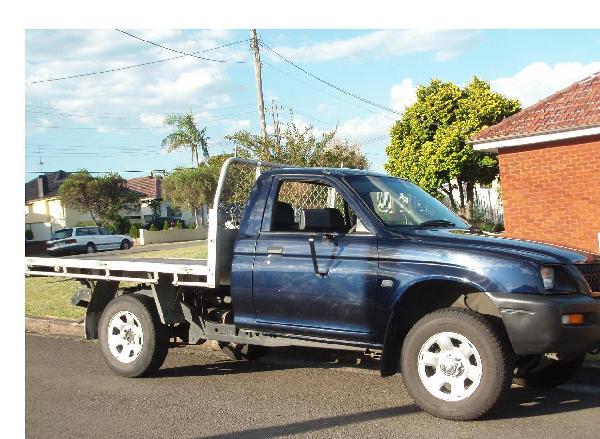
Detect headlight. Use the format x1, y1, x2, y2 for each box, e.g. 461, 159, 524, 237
540, 265, 577, 293
540, 266, 554, 290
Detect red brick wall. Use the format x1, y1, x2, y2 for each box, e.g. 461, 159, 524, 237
498, 135, 600, 254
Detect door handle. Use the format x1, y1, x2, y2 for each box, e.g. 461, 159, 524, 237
267, 246, 283, 255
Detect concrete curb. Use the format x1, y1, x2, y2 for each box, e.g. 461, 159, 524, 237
25, 316, 84, 338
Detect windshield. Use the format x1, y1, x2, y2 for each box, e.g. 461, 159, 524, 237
50, 229, 73, 240
346, 175, 469, 228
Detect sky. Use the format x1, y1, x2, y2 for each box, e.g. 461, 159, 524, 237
24, 29, 600, 179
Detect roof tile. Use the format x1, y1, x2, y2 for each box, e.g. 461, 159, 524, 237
473, 71, 600, 142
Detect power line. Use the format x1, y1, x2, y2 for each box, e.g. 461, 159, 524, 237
25, 108, 257, 122
115, 29, 248, 64
260, 40, 401, 116
262, 60, 393, 120
25, 102, 255, 116
26, 38, 250, 85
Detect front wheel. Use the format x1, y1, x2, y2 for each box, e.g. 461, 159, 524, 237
400, 308, 512, 421
98, 294, 168, 377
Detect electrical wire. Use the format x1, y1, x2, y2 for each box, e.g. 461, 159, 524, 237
260, 40, 401, 116
115, 29, 248, 64
25, 102, 255, 116
27, 38, 250, 85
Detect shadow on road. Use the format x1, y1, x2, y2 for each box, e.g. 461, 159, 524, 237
152, 360, 295, 378
488, 385, 600, 420
195, 405, 420, 439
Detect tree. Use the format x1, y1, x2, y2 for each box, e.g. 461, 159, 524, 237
226, 120, 369, 169
58, 170, 140, 230
384, 77, 520, 217
161, 155, 227, 226
162, 112, 209, 166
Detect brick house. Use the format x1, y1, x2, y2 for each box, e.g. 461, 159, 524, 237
471, 72, 600, 253
126, 175, 198, 225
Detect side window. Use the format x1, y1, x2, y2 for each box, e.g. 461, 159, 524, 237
75, 228, 87, 236
87, 228, 98, 235
99, 228, 111, 235
271, 180, 356, 233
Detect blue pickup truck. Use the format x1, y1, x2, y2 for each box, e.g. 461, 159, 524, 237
26, 158, 600, 421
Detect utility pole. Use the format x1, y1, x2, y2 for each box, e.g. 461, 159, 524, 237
250, 29, 267, 142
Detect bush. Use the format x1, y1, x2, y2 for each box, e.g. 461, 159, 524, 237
163, 221, 169, 231
176, 220, 183, 229
149, 223, 158, 232
129, 224, 139, 239
25, 229, 34, 240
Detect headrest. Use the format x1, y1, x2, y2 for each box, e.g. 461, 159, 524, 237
300, 208, 345, 232
273, 201, 295, 227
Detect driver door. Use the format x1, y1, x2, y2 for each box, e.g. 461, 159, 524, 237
252, 176, 379, 338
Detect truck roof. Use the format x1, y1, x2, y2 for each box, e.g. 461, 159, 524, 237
262, 167, 388, 178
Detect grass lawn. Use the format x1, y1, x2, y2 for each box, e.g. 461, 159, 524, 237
25, 241, 208, 319
128, 242, 208, 260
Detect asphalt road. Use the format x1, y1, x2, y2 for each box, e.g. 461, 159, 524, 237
26, 334, 600, 439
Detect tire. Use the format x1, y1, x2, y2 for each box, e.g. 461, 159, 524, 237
86, 243, 96, 253
400, 308, 512, 421
98, 294, 169, 377
514, 355, 585, 389
120, 240, 131, 250
218, 342, 271, 361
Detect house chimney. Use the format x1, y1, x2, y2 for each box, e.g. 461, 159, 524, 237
37, 175, 48, 198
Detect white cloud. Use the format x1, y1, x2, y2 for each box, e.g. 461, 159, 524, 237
390, 78, 417, 111
270, 30, 478, 63
227, 119, 251, 131
337, 113, 394, 140
491, 61, 600, 107
25, 30, 244, 134
139, 113, 165, 127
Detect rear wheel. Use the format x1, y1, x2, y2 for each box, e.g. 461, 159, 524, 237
218, 342, 271, 361
120, 239, 131, 250
86, 242, 96, 253
514, 355, 585, 388
400, 308, 512, 421
98, 294, 168, 377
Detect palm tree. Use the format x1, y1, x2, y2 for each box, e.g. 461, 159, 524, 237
161, 112, 209, 166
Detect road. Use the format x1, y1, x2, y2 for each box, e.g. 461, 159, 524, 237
26, 334, 600, 439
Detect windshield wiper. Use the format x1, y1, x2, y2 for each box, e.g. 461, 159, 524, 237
418, 219, 455, 228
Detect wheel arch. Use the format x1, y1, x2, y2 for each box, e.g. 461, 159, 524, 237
380, 278, 502, 377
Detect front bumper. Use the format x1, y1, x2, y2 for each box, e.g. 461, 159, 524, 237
489, 292, 600, 355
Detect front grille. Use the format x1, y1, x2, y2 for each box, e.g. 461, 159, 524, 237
576, 264, 600, 296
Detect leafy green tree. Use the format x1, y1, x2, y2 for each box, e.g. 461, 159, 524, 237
162, 155, 228, 226
147, 198, 162, 219
226, 120, 369, 169
384, 77, 520, 217
58, 171, 140, 229
163, 220, 169, 231
176, 220, 183, 229
129, 224, 139, 239
149, 223, 158, 231
162, 112, 209, 166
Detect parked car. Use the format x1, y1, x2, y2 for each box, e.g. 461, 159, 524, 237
47, 227, 133, 256
144, 216, 186, 230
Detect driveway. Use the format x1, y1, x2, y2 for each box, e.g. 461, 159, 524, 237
26, 334, 600, 438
